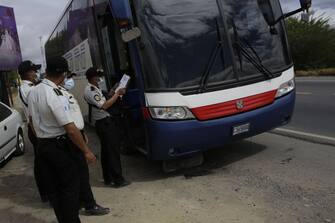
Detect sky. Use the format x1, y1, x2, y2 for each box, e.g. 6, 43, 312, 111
0, 0, 334, 71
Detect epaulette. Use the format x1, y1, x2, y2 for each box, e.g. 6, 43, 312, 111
29, 84, 34, 87
53, 88, 63, 96
90, 86, 95, 91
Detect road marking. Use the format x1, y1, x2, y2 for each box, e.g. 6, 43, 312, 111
296, 92, 312, 95
271, 128, 335, 147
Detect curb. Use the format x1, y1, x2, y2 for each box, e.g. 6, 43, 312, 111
270, 128, 335, 147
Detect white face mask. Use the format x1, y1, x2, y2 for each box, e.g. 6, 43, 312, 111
33, 73, 41, 83
98, 77, 104, 84
64, 78, 75, 90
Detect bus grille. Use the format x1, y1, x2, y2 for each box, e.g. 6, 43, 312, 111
191, 90, 277, 121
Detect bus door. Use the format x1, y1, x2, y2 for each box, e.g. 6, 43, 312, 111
95, 5, 147, 152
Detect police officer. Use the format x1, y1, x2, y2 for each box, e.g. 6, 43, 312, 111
59, 76, 110, 215
17, 60, 48, 202
84, 67, 130, 188
28, 56, 96, 223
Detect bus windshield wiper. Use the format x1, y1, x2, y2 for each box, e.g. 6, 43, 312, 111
198, 18, 225, 93
231, 21, 274, 79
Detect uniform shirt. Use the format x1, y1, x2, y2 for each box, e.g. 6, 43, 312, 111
19, 80, 34, 121
59, 86, 85, 130
84, 83, 110, 122
28, 79, 74, 138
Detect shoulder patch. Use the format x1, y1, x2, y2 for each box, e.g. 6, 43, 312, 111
94, 94, 101, 102
91, 86, 95, 91
53, 88, 63, 96
68, 96, 75, 104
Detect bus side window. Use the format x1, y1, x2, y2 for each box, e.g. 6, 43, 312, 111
113, 23, 136, 89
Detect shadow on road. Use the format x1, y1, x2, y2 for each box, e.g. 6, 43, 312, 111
0, 207, 49, 223
91, 138, 267, 186
0, 174, 50, 210
1, 126, 266, 210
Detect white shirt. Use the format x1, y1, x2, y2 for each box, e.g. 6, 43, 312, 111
59, 86, 85, 130
19, 80, 34, 122
84, 83, 110, 122
28, 79, 74, 138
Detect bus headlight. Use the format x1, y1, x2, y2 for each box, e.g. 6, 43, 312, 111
276, 79, 295, 98
149, 107, 195, 120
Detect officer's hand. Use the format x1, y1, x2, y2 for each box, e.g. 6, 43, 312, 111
116, 88, 126, 96
84, 151, 97, 164
84, 133, 89, 144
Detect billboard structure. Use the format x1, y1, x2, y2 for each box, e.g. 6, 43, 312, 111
0, 5, 22, 71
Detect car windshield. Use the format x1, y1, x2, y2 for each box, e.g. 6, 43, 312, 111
135, 0, 291, 91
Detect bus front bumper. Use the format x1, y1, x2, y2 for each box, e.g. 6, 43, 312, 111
146, 91, 295, 160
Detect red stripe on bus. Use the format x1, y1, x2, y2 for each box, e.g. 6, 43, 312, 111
191, 90, 277, 121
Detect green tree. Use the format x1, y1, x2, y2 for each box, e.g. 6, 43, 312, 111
286, 16, 335, 70
7, 70, 19, 87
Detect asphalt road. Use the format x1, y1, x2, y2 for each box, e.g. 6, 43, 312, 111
0, 126, 334, 223
285, 77, 335, 138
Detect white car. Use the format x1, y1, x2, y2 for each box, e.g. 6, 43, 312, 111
0, 102, 25, 165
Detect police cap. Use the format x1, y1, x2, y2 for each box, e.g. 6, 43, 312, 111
46, 56, 69, 75
18, 60, 41, 76
85, 67, 104, 80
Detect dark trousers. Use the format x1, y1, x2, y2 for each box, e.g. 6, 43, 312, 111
38, 138, 81, 223
95, 117, 123, 184
27, 125, 48, 199
71, 146, 96, 209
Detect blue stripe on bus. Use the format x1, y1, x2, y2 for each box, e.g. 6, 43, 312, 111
145, 91, 295, 160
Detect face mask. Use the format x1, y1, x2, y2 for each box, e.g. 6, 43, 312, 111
64, 78, 75, 90
32, 72, 40, 84
98, 77, 104, 84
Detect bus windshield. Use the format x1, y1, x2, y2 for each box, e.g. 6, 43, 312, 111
135, 0, 291, 92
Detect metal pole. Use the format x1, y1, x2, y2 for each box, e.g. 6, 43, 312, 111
0, 71, 10, 106
39, 36, 46, 71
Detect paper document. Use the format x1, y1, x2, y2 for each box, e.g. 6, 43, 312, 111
115, 74, 131, 92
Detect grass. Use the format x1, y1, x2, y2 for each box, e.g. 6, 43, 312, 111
295, 68, 335, 77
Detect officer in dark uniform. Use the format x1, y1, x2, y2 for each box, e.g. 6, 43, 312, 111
28, 57, 96, 223
17, 61, 48, 202
84, 68, 130, 188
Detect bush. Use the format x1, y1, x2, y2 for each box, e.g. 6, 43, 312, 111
295, 68, 335, 76
286, 16, 335, 70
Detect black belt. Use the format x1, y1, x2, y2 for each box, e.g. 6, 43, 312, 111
96, 116, 111, 123
38, 134, 68, 143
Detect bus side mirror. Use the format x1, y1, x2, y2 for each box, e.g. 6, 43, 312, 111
258, 0, 312, 28
300, 0, 312, 10
121, 27, 141, 43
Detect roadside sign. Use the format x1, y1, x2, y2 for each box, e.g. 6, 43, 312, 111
0, 5, 22, 71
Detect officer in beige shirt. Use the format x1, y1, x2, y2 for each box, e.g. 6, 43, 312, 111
84, 67, 130, 188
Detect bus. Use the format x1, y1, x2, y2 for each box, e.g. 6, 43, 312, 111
46, 0, 311, 170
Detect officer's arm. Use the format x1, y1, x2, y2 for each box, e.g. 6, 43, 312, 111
63, 123, 96, 164
28, 116, 37, 136
101, 88, 125, 110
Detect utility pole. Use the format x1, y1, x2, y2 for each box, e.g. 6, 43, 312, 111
39, 36, 46, 71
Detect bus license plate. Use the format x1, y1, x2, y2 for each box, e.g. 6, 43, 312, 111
233, 123, 250, 136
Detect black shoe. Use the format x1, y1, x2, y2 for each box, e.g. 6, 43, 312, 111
113, 180, 131, 188
85, 204, 110, 216
104, 181, 112, 186
41, 195, 49, 203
